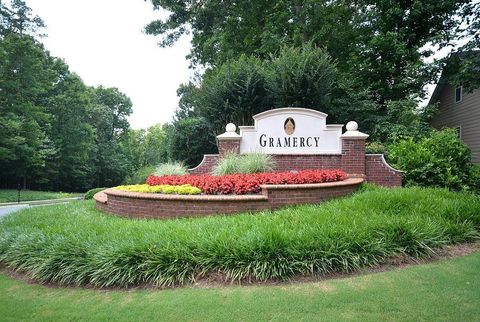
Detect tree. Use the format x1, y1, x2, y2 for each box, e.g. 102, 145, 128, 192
44, 74, 97, 191
146, 0, 471, 106
266, 45, 336, 110
0, 32, 61, 188
186, 43, 378, 130
442, 2, 480, 92
169, 117, 217, 168
89, 87, 133, 187
194, 55, 270, 134
0, 0, 140, 190
0, 0, 45, 37
144, 124, 168, 165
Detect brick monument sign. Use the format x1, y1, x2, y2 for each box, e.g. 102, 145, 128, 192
190, 108, 402, 187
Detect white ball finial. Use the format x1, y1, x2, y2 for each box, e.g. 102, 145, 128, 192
226, 123, 236, 132
346, 121, 358, 131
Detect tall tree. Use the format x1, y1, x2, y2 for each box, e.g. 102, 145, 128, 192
0, 32, 61, 187
146, 0, 471, 105
89, 87, 133, 187
45, 73, 96, 191
0, 0, 45, 37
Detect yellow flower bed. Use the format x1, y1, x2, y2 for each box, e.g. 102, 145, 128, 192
113, 184, 201, 195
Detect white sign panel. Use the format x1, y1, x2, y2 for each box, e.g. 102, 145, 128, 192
239, 108, 343, 155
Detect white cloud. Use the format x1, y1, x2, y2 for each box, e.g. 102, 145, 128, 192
26, 0, 192, 129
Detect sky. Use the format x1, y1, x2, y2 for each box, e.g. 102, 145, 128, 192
26, 0, 192, 130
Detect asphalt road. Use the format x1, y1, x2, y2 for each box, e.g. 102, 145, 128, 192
0, 204, 30, 218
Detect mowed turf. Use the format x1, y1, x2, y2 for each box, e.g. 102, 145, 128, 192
0, 189, 80, 203
0, 252, 479, 321
0, 185, 479, 287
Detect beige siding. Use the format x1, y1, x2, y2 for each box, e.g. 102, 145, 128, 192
430, 84, 480, 163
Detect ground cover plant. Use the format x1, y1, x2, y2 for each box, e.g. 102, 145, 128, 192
0, 185, 478, 288
113, 184, 201, 195
146, 169, 346, 195
0, 190, 80, 203
0, 253, 479, 321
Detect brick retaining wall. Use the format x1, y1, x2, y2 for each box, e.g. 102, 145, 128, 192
95, 178, 363, 219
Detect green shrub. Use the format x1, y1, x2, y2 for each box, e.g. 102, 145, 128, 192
468, 164, 480, 193
388, 129, 474, 190
212, 152, 275, 176
365, 141, 386, 154
0, 186, 478, 288
154, 162, 189, 176
113, 184, 201, 195
123, 165, 156, 185
84, 188, 106, 200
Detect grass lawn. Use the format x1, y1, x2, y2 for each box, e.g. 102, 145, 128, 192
0, 185, 478, 288
0, 189, 81, 203
0, 252, 478, 321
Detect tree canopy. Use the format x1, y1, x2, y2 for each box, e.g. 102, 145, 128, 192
146, 0, 475, 104
0, 1, 172, 191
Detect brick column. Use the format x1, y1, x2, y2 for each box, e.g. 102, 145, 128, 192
341, 121, 369, 177
217, 138, 241, 155
216, 123, 241, 156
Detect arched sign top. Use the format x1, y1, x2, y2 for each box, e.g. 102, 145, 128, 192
239, 107, 343, 155
253, 107, 328, 121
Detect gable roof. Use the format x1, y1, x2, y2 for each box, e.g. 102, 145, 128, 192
428, 50, 480, 105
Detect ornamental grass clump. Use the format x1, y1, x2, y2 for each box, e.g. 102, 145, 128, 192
211, 152, 238, 176
0, 186, 478, 288
154, 162, 189, 176
212, 152, 275, 175
238, 152, 275, 174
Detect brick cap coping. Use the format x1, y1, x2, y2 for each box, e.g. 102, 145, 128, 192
95, 178, 362, 204
260, 178, 363, 189
94, 191, 107, 204
366, 154, 404, 173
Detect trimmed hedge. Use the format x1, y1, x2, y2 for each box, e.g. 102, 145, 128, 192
0, 186, 478, 288
147, 169, 346, 195
113, 184, 201, 195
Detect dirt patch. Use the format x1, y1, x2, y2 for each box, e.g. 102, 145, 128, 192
1, 242, 479, 291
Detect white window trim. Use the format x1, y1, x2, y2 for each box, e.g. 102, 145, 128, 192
455, 126, 462, 139
455, 86, 463, 103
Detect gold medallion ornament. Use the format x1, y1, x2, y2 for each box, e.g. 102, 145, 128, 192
284, 117, 295, 135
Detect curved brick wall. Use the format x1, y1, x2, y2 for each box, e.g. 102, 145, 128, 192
95, 178, 363, 219
189, 155, 220, 175
365, 154, 403, 187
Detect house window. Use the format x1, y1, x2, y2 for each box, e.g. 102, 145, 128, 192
455, 86, 462, 103
455, 126, 462, 139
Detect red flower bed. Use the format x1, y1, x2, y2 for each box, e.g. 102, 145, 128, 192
146, 170, 346, 195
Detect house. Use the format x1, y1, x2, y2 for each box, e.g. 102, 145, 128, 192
429, 56, 480, 164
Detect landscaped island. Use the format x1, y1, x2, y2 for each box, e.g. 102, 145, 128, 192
1, 185, 479, 288
94, 169, 363, 218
